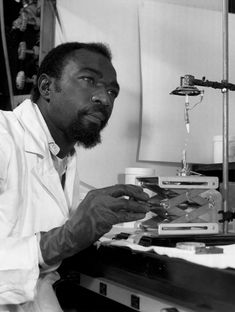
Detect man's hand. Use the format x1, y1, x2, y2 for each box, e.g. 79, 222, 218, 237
40, 184, 150, 266
79, 184, 150, 223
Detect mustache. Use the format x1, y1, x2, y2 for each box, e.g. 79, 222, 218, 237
78, 104, 110, 123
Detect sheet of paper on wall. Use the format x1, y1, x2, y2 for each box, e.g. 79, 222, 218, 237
138, 0, 235, 163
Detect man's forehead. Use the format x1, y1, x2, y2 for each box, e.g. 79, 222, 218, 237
66, 49, 114, 70
62, 49, 118, 80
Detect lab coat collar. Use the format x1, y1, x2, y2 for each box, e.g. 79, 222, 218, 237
14, 99, 53, 158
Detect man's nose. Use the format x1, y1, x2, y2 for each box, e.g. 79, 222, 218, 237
91, 89, 110, 106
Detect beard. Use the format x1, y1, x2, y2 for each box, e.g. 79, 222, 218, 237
65, 105, 110, 148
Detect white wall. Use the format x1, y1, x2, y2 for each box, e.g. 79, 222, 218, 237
55, 0, 187, 191
138, 0, 235, 164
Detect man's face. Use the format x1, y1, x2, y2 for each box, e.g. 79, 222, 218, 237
47, 49, 119, 148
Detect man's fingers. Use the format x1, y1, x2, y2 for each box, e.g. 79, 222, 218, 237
116, 211, 146, 223
109, 197, 151, 213
147, 195, 162, 206
97, 184, 149, 201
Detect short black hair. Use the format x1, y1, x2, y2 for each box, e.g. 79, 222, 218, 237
30, 42, 112, 102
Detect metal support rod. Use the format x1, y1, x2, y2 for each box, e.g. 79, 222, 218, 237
222, 0, 229, 233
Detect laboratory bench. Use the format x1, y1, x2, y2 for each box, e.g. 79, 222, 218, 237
56, 240, 235, 312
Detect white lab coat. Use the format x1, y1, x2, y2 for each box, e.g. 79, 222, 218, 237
0, 100, 80, 311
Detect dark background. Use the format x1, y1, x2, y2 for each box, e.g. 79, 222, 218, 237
0, 0, 40, 110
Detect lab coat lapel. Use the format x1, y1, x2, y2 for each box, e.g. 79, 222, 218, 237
33, 158, 68, 214
14, 100, 69, 214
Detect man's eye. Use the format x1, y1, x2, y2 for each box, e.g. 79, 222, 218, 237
82, 77, 95, 85
107, 89, 118, 99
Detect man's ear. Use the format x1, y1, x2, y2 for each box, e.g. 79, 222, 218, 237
38, 74, 51, 101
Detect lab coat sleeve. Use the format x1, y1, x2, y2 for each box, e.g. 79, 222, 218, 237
0, 135, 40, 304
0, 235, 40, 304
36, 232, 61, 273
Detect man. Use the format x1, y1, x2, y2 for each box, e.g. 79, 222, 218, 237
0, 42, 150, 311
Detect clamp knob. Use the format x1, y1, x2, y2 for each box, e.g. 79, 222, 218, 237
18, 41, 39, 60
16, 71, 37, 90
